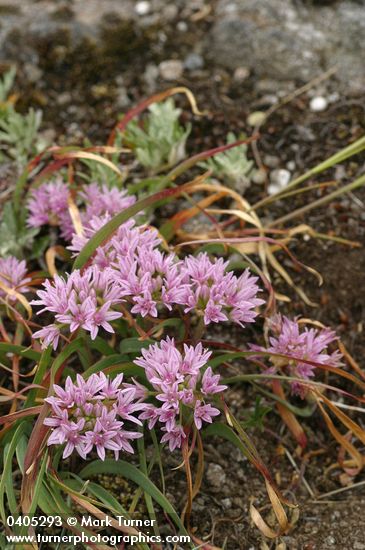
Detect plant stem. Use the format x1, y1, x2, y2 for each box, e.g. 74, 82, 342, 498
269, 173, 365, 227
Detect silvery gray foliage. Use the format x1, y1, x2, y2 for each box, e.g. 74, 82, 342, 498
199, 132, 254, 193
123, 98, 191, 173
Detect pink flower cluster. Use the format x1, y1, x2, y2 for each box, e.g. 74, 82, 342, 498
44, 373, 143, 460
134, 338, 226, 451
69, 218, 161, 271
262, 315, 342, 397
27, 179, 72, 238
113, 249, 188, 318
26, 179, 136, 241
33, 234, 264, 348
112, 250, 264, 325
32, 267, 123, 349
0, 256, 31, 301
180, 253, 265, 326
79, 183, 136, 219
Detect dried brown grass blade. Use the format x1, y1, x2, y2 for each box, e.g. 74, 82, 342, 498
45, 245, 70, 277
0, 280, 32, 318
108, 86, 205, 144
316, 399, 363, 475
339, 341, 365, 381
250, 479, 291, 539
272, 381, 308, 448
67, 194, 84, 237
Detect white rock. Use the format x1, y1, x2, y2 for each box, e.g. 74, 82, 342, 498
328, 92, 340, 103
206, 463, 226, 487
270, 168, 291, 190
184, 53, 204, 71
221, 498, 232, 510
309, 96, 328, 112
252, 168, 267, 185
177, 21, 188, 32
264, 154, 280, 168
247, 111, 266, 127
233, 67, 250, 82
267, 183, 281, 196
144, 63, 159, 90
159, 60, 183, 81
135, 1, 151, 15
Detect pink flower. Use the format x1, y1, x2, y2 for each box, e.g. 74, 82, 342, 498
87, 301, 123, 340
116, 388, 145, 424
194, 401, 220, 430
79, 183, 136, 220
161, 425, 186, 452
32, 267, 123, 348
0, 256, 31, 301
27, 179, 70, 229
139, 405, 160, 430
135, 338, 225, 450
27, 180, 139, 244
259, 315, 343, 397
181, 253, 264, 327
32, 325, 61, 350
201, 367, 228, 395
44, 373, 142, 460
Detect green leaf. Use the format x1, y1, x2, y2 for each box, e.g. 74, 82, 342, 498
203, 422, 251, 459
0, 343, 41, 362
25, 346, 52, 407
0, 201, 39, 257
0, 66, 16, 103
89, 335, 117, 356
119, 337, 153, 355
242, 396, 271, 431
137, 430, 161, 539
199, 132, 253, 190
50, 338, 86, 382
208, 351, 253, 368
83, 356, 144, 380
80, 460, 193, 546
0, 422, 29, 523
123, 98, 191, 172
16, 434, 29, 476
19, 452, 48, 536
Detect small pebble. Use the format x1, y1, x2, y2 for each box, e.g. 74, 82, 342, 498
247, 111, 266, 126
177, 21, 188, 32
159, 59, 183, 80
144, 63, 159, 89
221, 498, 232, 510
57, 91, 72, 105
206, 463, 226, 487
184, 53, 204, 71
233, 67, 250, 82
264, 154, 280, 168
252, 168, 267, 184
267, 183, 281, 196
24, 63, 43, 83
115, 87, 130, 108
310, 96, 328, 112
135, 1, 151, 15
270, 168, 291, 189
163, 5, 178, 20
328, 92, 340, 103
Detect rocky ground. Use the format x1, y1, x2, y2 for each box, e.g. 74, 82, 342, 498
0, 1, 365, 549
